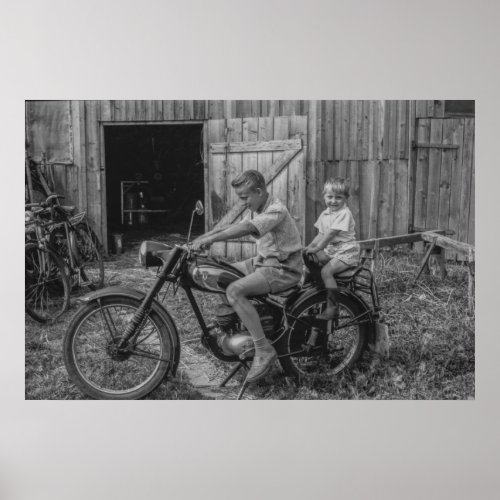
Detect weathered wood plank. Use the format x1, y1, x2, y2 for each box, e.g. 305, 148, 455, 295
393, 158, 409, 235
250, 101, 260, 117
425, 118, 443, 229
271, 116, 289, 206
357, 229, 446, 249
289, 115, 308, 244
340, 100, 349, 160
280, 101, 300, 116
184, 100, 194, 120
144, 101, 155, 121
377, 159, 394, 237
226, 118, 243, 261
113, 100, 126, 121
437, 119, 454, 232
194, 100, 207, 120
396, 101, 408, 159
124, 100, 135, 121
416, 100, 428, 118
348, 100, 358, 161
257, 116, 274, 199
375, 100, 385, 160
267, 101, 280, 117
174, 101, 185, 120
207, 119, 227, 256
367, 100, 375, 159
241, 117, 259, 260
324, 101, 334, 162
358, 160, 380, 239
162, 101, 175, 120
459, 118, 474, 244
210, 138, 302, 154
224, 100, 237, 118
468, 138, 475, 245
135, 101, 146, 120
421, 232, 475, 260
100, 101, 112, 122
85, 101, 101, 239
334, 100, 342, 161
154, 100, 164, 120
69, 101, 83, 209
360, 100, 369, 160
413, 118, 431, 230
208, 100, 224, 119
347, 160, 361, 239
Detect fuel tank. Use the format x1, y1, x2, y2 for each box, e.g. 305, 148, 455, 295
186, 256, 244, 294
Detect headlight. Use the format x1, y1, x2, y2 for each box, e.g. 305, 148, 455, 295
138, 240, 173, 268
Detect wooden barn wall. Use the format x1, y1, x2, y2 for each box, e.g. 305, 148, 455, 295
26, 100, 474, 250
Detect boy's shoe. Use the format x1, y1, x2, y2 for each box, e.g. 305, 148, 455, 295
245, 347, 277, 383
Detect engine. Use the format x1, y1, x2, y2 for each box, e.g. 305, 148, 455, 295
213, 302, 275, 359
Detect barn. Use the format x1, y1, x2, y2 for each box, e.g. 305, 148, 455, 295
25, 100, 475, 257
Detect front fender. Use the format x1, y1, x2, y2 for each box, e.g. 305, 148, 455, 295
81, 286, 181, 376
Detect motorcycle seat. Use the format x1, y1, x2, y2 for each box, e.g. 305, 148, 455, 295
268, 284, 301, 299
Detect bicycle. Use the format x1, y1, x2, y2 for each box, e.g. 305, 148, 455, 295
25, 201, 71, 323
39, 194, 105, 291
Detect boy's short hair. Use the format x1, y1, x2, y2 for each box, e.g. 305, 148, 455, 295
231, 169, 266, 191
323, 177, 350, 197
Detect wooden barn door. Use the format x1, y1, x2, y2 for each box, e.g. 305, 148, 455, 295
412, 116, 475, 244
205, 116, 307, 260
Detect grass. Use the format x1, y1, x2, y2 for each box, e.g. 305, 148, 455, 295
25, 241, 474, 400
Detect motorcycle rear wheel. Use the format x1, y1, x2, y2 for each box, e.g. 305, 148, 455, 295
64, 296, 175, 399
278, 292, 371, 382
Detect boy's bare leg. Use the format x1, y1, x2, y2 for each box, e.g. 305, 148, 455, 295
317, 258, 349, 320
226, 273, 277, 382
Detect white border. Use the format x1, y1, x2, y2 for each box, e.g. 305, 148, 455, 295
3, 1, 499, 499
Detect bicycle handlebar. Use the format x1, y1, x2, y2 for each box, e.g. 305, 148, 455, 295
25, 194, 65, 211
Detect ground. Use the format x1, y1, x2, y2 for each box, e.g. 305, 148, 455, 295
25, 231, 475, 400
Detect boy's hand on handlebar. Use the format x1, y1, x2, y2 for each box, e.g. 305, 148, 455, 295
191, 236, 212, 252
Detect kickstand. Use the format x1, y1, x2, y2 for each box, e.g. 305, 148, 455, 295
219, 361, 248, 388
237, 381, 249, 400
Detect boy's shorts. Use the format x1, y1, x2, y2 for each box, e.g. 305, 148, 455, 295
236, 252, 303, 294
324, 241, 360, 267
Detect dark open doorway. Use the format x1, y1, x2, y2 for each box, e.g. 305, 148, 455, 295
104, 123, 204, 244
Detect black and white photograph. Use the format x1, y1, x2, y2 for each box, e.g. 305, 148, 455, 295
24, 99, 475, 401
3, 1, 500, 499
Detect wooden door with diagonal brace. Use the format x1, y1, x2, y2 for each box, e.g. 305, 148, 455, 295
205, 116, 307, 260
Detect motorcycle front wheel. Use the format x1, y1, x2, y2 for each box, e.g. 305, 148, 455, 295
63, 296, 175, 399
278, 292, 371, 382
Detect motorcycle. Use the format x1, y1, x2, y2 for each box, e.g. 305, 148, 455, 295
63, 201, 383, 400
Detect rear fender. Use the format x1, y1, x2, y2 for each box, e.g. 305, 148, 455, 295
82, 286, 181, 375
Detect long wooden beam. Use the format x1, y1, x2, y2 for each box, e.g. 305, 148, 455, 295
421, 232, 475, 261
357, 230, 448, 250
210, 138, 302, 154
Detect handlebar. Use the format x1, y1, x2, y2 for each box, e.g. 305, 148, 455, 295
25, 194, 65, 211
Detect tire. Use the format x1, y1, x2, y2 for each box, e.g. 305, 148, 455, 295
63, 296, 175, 399
278, 291, 371, 382
25, 242, 70, 323
74, 224, 105, 290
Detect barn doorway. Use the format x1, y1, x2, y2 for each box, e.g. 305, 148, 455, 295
104, 123, 204, 246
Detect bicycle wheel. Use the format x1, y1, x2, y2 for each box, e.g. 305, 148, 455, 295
25, 242, 70, 323
73, 224, 104, 289
278, 292, 370, 381
63, 296, 175, 399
